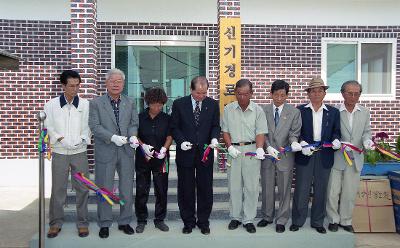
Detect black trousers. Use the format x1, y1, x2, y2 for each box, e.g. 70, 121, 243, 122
291, 152, 332, 227
177, 149, 213, 228
135, 159, 168, 224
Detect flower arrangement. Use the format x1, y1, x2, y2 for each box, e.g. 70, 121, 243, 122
364, 132, 396, 165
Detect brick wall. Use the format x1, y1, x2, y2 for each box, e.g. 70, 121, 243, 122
1, 19, 399, 158
241, 24, 400, 141
0, 19, 71, 158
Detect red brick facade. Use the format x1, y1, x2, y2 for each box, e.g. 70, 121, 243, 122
0, 2, 399, 159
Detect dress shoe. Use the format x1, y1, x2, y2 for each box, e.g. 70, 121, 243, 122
276, 224, 285, 233
182, 226, 192, 234
328, 223, 339, 232
311, 225, 327, 234
99, 227, 109, 238
118, 224, 134, 235
155, 221, 169, 232
136, 223, 146, 233
339, 224, 354, 233
257, 219, 273, 227
78, 227, 89, 238
228, 220, 242, 230
200, 226, 210, 235
289, 224, 300, 232
243, 223, 256, 233
47, 226, 61, 238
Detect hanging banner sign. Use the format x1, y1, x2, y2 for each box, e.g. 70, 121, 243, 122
219, 17, 241, 114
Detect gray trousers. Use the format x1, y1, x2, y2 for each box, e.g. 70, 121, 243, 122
95, 147, 134, 227
326, 165, 361, 226
260, 162, 293, 225
228, 144, 260, 224
291, 152, 331, 227
49, 152, 89, 228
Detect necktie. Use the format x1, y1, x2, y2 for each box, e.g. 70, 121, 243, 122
274, 107, 280, 126
194, 101, 200, 126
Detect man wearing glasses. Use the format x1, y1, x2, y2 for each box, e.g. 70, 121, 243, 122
326, 80, 374, 233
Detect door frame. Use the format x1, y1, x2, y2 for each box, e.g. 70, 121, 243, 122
111, 35, 209, 78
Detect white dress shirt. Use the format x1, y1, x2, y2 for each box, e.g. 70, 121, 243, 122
305, 102, 328, 142
339, 103, 361, 131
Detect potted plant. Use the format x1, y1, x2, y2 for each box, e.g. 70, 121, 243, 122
362, 132, 400, 176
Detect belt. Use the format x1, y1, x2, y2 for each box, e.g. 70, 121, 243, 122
231, 141, 256, 146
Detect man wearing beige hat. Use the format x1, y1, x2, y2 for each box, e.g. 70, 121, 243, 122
289, 77, 341, 234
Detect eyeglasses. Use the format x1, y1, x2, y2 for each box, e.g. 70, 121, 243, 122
344, 92, 361, 97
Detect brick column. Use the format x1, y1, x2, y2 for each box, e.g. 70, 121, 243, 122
70, 0, 97, 99
218, 0, 240, 18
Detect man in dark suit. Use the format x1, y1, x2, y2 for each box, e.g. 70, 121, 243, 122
290, 77, 341, 234
170, 76, 220, 235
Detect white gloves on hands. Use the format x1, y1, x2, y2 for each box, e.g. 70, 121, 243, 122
142, 143, 154, 157
300, 141, 313, 156
111, 135, 128, 146
255, 147, 266, 160
332, 139, 341, 150
60, 138, 72, 149
267, 146, 280, 159
363, 139, 375, 150
291, 141, 302, 152
209, 138, 219, 149
228, 145, 241, 158
129, 136, 139, 149
156, 147, 167, 159
181, 141, 193, 151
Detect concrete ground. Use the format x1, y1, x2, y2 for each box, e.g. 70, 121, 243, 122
1, 187, 400, 248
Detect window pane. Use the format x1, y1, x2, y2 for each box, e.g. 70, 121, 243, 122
327, 44, 357, 93
361, 43, 392, 94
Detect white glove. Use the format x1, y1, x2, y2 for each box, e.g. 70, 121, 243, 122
300, 141, 313, 156
228, 145, 241, 158
142, 143, 154, 157
181, 141, 192, 151
111, 135, 128, 146
363, 139, 375, 150
267, 146, 280, 159
344, 145, 352, 152
332, 139, 341, 150
255, 147, 265, 160
129, 136, 139, 149
291, 141, 302, 152
209, 138, 219, 149
156, 147, 167, 159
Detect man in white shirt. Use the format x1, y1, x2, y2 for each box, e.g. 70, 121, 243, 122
290, 77, 341, 234
44, 70, 91, 238
326, 80, 374, 233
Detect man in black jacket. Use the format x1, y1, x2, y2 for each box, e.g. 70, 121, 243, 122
170, 76, 220, 235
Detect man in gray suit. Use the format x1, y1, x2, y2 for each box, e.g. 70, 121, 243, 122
89, 68, 139, 238
257, 80, 302, 233
326, 80, 374, 233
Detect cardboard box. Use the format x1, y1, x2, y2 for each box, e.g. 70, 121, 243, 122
352, 178, 396, 232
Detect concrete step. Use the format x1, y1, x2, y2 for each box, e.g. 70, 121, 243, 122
30, 220, 355, 248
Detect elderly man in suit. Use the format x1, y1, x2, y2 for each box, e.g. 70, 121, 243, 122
326, 80, 374, 233
170, 76, 220, 235
290, 77, 341, 234
89, 68, 139, 238
257, 80, 302, 233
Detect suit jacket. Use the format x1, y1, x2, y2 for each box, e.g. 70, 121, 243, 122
170, 95, 220, 167
333, 105, 371, 172
262, 103, 302, 171
89, 94, 139, 163
295, 103, 341, 168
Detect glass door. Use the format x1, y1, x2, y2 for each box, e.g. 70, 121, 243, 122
114, 37, 206, 113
